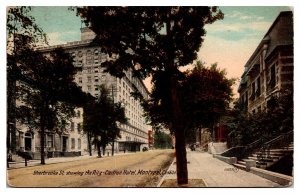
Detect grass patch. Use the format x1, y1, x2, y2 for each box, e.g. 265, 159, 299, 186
160, 179, 206, 187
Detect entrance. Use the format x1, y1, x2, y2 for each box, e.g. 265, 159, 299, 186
24, 132, 32, 151
62, 136, 68, 152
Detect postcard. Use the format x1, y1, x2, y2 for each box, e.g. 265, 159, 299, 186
6, 5, 294, 188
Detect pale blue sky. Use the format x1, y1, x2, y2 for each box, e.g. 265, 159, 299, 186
30, 6, 291, 45
30, 6, 292, 95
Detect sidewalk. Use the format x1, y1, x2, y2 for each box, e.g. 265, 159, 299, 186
158, 150, 281, 187
7, 152, 133, 169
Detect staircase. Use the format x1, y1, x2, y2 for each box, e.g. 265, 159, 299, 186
10, 154, 24, 163
233, 131, 293, 175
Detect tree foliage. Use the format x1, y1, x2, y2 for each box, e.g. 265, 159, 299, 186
17, 47, 91, 164
153, 131, 173, 149
7, 7, 91, 164
75, 6, 224, 184
227, 88, 293, 148
83, 85, 127, 157
7, 6, 48, 154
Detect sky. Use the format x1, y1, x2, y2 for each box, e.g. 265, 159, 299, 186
28, 6, 292, 98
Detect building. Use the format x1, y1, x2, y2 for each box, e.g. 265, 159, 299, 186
15, 107, 86, 159
148, 130, 154, 149
238, 11, 293, 113
39, 27, 150, 153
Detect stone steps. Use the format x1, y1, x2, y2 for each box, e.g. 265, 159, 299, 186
235, 142, 293, 171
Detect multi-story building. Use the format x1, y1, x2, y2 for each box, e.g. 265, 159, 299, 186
238, 11, 293, 113
39, 27, 150, 153
14, 106, 86, 159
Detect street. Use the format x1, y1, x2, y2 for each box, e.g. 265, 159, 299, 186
7, 150, 174, 187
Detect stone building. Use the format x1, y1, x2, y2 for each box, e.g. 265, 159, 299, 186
238, 11, 293, 113
39, 27, 150, 153
15, 107, 86, 159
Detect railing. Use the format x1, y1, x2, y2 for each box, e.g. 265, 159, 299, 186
223, 130, 293, 161
242, 136, 267, 159
257, 130, 293, 162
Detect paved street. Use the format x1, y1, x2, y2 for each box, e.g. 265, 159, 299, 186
7, 150, 174, 187
160, 150, 281, 187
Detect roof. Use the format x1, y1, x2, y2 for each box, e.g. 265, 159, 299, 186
244, 11, 293, 69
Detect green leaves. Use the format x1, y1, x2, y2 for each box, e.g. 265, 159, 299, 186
75, 7, 224, 78
227, 89, 293, 147
83, 85, 127, 148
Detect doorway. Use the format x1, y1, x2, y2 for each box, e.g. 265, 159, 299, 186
62, 136, 68, 152
24, 132, 32, 151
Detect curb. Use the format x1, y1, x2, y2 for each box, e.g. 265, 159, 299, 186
7, 152, 135, 170
250, 167, 293, 186
157, 158, 176, 187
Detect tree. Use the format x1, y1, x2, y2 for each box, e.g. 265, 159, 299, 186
16, 47, 90, 164
83, 85, 127, 157
182, 61, 234, 142
153, 131, 173, 149
227, 88, 293, 147
7, 6, 47, 155
75, 6, 223, 185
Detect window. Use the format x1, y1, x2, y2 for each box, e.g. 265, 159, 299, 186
87, 85, 91, 91
78, 138, 81, 149
87, 49, 91, 55
95, 85, 99, 91
94, 76, 99, 82
256, 77, 261, 97
70, 122, 74, 131
71, 138, 75, 149
269, 64, 276, 88
87, 76, 92, 83
77, 123, 81, 133
94, 68, 99, 73
47, 135, 53, 148
77, 110, 81, 118
78, 77, 82, 84
87, 68, 92, 74
94, 49, 99, 55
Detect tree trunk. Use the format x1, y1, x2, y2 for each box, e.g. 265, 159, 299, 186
112, 140, 115, 156
169, 76, 188, 185
40, 102, 46, 165
102, 145, 106, 156
174, 129, 188, 185
7, 78, 17, 154
87, 132, 92, 156
97, 141, 102, 157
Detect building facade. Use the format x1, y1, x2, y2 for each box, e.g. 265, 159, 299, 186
238, 11, 293, 113
15, 107, 86, 159
39, 27, 150, 153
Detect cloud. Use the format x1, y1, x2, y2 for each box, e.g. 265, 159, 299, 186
205, 20, 271, 34
225, 10, 265, 21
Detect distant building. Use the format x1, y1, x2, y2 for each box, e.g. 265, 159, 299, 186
148, 130, 154, 149
39, 27, 151, 153
238, 11, 293, 113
